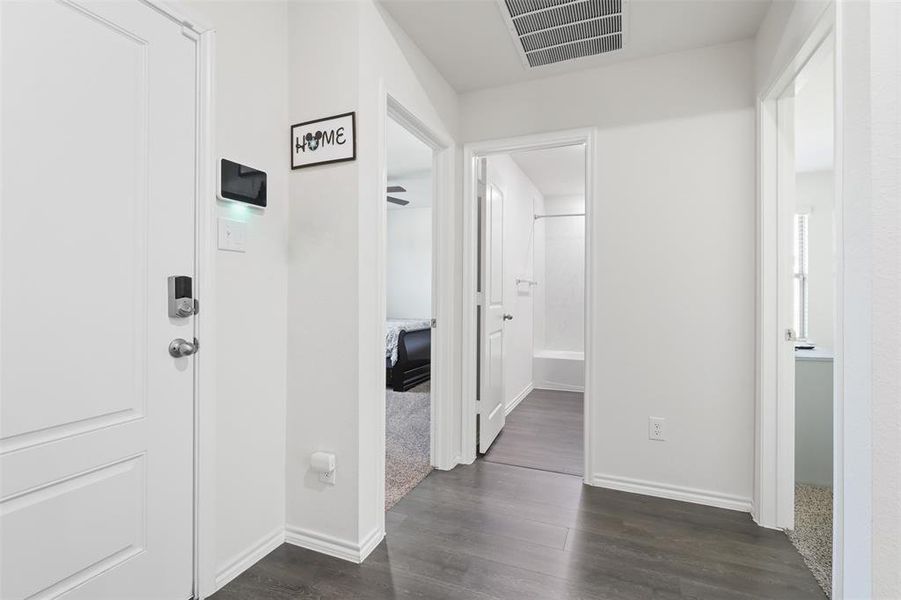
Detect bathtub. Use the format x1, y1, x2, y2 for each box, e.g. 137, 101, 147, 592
533, 349, 584, 392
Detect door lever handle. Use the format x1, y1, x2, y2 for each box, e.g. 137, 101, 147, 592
169, 337, 199, 358
503, 314, 514, 321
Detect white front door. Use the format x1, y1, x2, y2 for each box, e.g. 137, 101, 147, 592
1, 2, 197, 598
479, 182, 506, 453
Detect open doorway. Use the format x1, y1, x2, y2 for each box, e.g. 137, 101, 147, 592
758, 19, 837, 597
470, 142, 587, 477
783, 42, 836, 597
383, 115, 435, 509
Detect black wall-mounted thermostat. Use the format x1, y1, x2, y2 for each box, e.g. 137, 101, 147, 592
219, 158, 267, 207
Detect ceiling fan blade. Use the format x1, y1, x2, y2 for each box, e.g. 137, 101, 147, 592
386, 196, 409, 206
387, 185, 407, 193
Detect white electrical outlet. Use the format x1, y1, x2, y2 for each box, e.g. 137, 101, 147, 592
319, 470, 336, 485
649, 417, 665, 441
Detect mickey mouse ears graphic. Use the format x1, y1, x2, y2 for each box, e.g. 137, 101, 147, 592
291, 112, 356, 170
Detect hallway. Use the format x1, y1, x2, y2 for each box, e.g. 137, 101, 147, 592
213, 461, 825, 600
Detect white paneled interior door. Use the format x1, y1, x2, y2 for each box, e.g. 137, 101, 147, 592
478, 183, 506, 453
1, 1, 197, 598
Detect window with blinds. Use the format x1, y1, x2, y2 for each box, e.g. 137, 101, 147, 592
793, 213, 810, 341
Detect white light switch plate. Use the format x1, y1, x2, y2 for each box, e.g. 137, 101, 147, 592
218, 218, 246, 252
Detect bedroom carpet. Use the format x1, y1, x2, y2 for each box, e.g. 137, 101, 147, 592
787, 483, 833, 597
409, 380, 429, 393
385, 387, 431, 509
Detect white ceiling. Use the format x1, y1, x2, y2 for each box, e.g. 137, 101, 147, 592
794, 47, 834, 173
379, 0, 772, 93
511, 144, 585, 197
387, 117, 433, 210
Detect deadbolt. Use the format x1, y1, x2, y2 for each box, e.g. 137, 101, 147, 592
168, 275, 195, 318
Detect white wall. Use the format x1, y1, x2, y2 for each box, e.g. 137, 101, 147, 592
837, 2, 901, 597
537, 195, 585, 353
487, 155, 540, 410
186, 0, 289, 591
461, 40, 757, 509
285, 0, 459, 559
286, 0, 362, 551
386, 207, 432, 319
533, 193, 547, 352
357, 0, 460, 550
796, 170, 834, 348
532, 194, 586, 392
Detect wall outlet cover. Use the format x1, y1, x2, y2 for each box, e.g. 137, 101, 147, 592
649, 417, 665, 441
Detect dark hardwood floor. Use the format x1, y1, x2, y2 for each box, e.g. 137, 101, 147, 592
482, 388, 583, 476
212, 461, 825, 600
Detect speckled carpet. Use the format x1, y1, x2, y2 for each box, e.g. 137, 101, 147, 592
385, 383, 431, 509
787, 483, 833, 597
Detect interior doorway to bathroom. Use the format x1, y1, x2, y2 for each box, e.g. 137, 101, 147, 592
783, 40, 836, 597
757, 20, 837, 597
466, 140, 588, 477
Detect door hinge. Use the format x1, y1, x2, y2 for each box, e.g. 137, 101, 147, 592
475, 292, 484, 306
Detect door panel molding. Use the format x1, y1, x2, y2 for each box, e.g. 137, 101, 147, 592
58, 0, 151, 45
0, 454, 146, 599
0, 409, 143, 456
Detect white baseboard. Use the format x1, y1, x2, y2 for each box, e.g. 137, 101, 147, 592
590, 473, 753, 513
750, 505, 783, 530
357, 526, 384, 561
444, 454, 464, 469
285, 525, 384, 564
534, 382, 585, 393
505, 383, 534, 416
215, 526, 285, 592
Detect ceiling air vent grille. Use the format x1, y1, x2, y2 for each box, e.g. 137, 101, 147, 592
501, 0, 625, 68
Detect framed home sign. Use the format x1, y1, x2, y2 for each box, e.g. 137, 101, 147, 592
291, 111, 356, 169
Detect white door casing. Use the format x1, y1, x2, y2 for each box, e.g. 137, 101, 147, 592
776, 94, 797, 530
462, 130, 594, 469
479, 182, 506, 453
1, 1, 197, 598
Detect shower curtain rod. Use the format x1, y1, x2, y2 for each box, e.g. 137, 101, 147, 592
534, 212, 585, 220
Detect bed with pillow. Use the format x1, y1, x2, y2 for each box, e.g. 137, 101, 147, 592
386, 319, 431, 392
